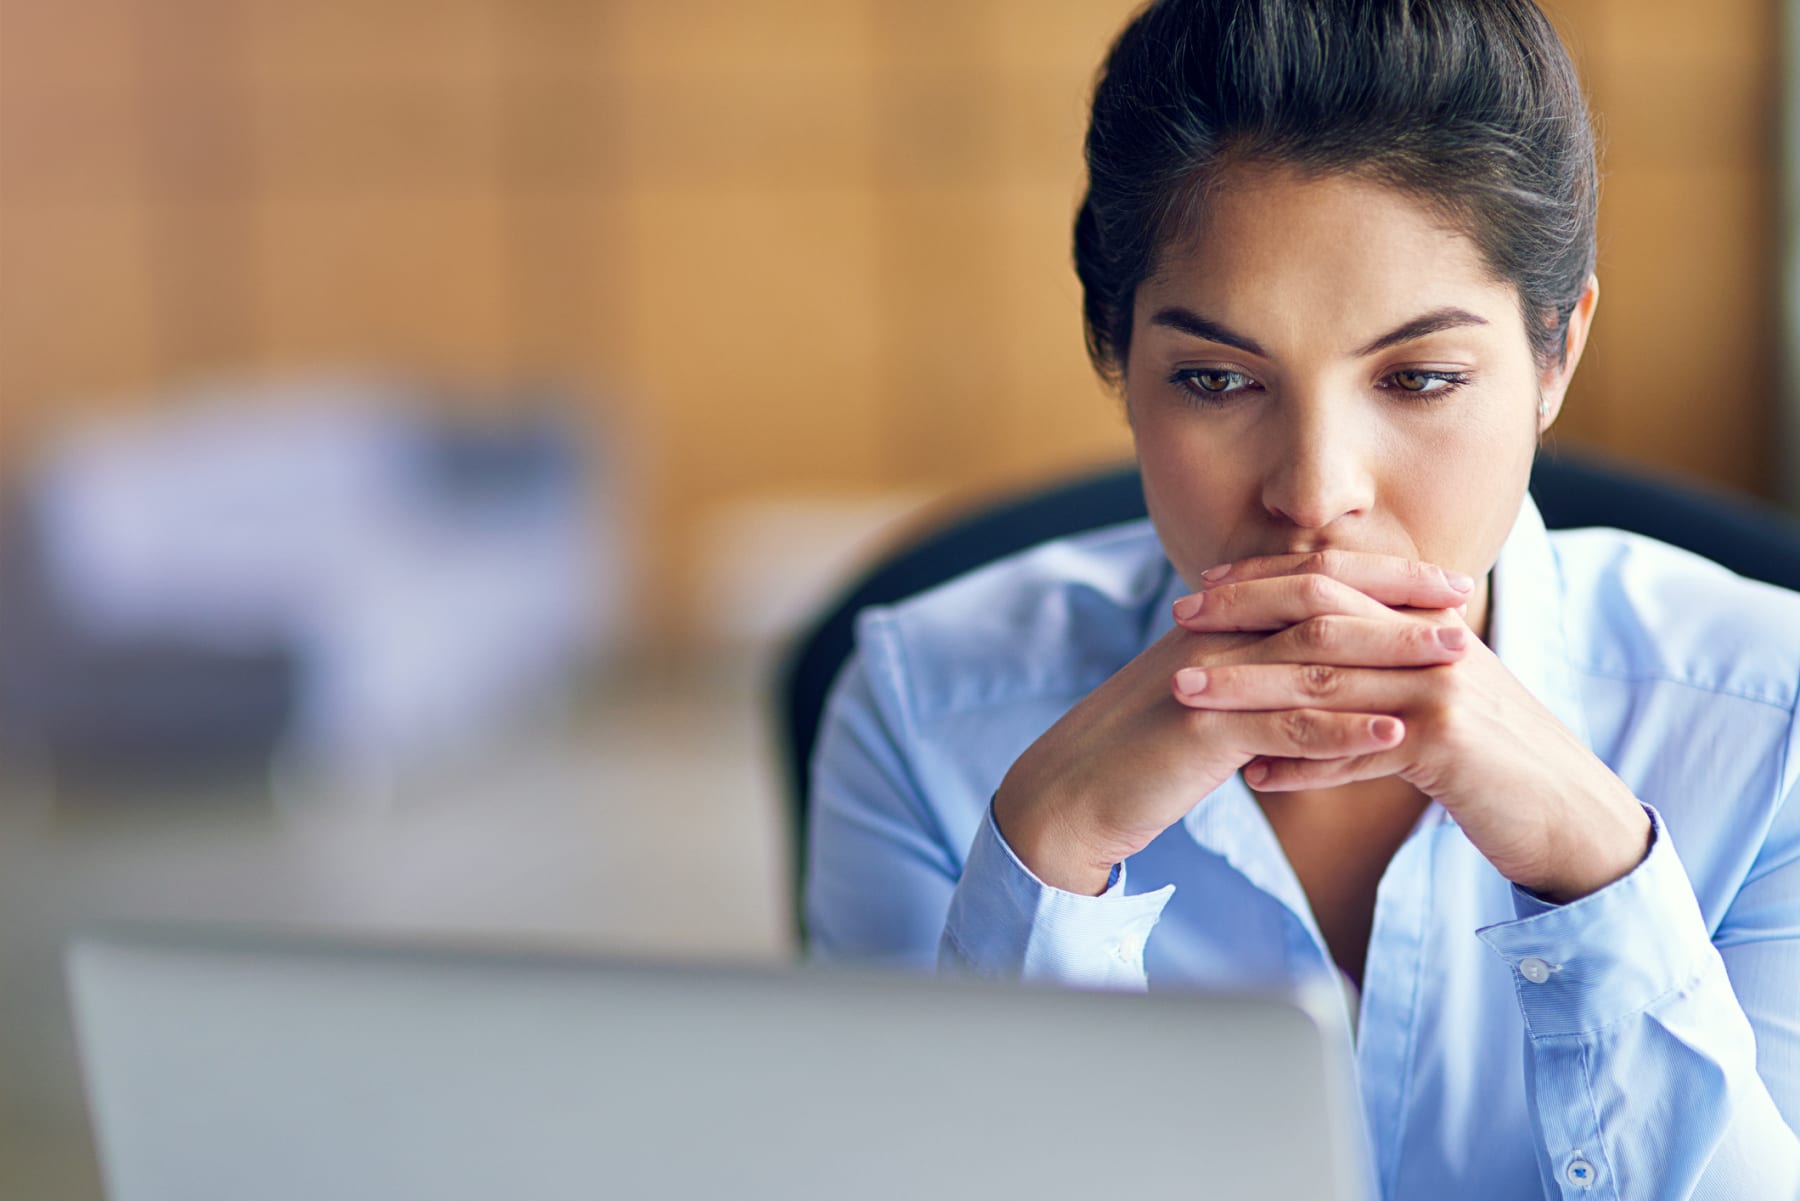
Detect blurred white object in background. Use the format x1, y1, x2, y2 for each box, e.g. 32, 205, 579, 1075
22, 376, 621, 793
691, 491, 935, 655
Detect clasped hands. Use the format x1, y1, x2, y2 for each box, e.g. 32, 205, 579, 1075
992, 550, 1650, 904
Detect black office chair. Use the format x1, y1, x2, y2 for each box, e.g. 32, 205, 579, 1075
775, 449, 1800, 942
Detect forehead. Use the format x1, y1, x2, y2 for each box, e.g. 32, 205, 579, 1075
1139, 165, 1515, 322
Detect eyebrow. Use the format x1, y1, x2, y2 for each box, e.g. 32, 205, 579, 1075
1146, 305, 1489, 359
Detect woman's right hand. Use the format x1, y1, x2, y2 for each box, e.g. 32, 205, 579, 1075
990, 553, 1474, 894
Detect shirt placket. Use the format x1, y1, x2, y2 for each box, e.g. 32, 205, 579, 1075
1181, 776, 1340, 980
1183, 775, 1448, 1200
1354, 814, 1443, 1199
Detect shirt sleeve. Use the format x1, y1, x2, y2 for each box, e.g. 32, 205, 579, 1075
805, 633, 1172, 986
804, 647, 962, 971
1476, 787, 1800, 1200
938, 803, 1173, 990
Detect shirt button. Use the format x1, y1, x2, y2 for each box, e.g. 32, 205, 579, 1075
1566, 1157, 1597, 1188
1520, 956, 1553, 984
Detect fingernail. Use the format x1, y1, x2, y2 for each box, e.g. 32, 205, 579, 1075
1371, 717, 1402, 742
1445, 571, 1474, 593
1436, 626, 1467, 651
1200, 564, 1231, 584
1173, 594, 1205, 621
1245, 762, 1270, 787
1174, 667, 1208, 695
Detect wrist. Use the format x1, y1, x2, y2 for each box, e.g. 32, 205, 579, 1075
992, 781, 1119, 897
1526, 798, 1652, 905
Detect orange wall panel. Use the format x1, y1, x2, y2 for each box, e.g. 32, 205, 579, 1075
248, 191, 516, 378
0, 0, 1785, 633
0, 201, 162, 437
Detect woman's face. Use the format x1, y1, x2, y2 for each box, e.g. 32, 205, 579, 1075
1124, 166, 1598, 638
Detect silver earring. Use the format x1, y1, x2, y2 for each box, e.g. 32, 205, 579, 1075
1537, 398, 1550, 419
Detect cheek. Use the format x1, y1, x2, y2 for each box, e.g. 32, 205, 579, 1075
1128, 402, 1253, 571
1396, 401, 1536, 568
1129, 397, 1231, 499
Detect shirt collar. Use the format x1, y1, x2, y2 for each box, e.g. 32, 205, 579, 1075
1489, 491, 1588, 747
1142, 554, 1187, 649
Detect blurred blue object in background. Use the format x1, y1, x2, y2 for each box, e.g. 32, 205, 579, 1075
0, 377, 619, 798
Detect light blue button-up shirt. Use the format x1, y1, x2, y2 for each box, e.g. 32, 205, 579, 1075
806, 495, 1800, 1200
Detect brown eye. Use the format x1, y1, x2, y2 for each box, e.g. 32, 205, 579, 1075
1384, 369, 1470, 396
1172, 368, 1254, 397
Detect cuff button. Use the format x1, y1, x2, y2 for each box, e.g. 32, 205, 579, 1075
1566, 1157, 1596, 1189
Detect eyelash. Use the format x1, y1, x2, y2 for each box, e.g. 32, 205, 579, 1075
1168, 367, 1474, 408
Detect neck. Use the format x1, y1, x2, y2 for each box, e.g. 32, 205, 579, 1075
1468, 573, 1493, 645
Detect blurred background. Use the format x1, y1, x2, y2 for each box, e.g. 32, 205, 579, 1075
2, 0, 1797, 1195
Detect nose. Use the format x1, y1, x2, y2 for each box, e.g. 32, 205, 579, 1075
1258, 398, 1375, 532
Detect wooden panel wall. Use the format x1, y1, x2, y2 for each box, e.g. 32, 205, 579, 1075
0, 0, 1785, 639
1541, 0, 1785, 496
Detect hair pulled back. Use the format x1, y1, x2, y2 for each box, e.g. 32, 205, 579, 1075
1075, 0, 1599, 380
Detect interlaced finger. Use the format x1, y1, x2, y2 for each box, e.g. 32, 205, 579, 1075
1196, 613, 1470, 669
1200, 707, 1407, 761
1171, 572, 1395, 633
1242, 750, 1409, 792
1172, 662, 1439, 712
1198, 549, 1474, 611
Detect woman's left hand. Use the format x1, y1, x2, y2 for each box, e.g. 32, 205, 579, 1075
1171, 550, 1652, 904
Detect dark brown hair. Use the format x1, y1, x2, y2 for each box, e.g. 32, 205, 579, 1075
1074, 0, 1599, 380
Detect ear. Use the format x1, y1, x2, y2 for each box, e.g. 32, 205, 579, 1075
1536, 273, 1600, 433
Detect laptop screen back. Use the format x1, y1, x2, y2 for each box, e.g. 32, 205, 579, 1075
68, 926, 1371, 1201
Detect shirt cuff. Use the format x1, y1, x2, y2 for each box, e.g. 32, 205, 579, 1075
939, 802, 1174, 990
1475, 804, 1715, 1037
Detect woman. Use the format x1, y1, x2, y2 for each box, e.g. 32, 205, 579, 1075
806, 1, 1800, 1197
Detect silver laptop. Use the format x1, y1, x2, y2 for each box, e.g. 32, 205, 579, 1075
68, 924, 1372, 1201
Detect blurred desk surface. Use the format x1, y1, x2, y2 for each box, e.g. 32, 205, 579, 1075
0, 654, 790, 1201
